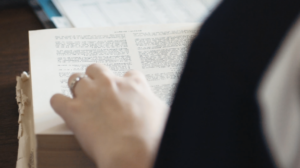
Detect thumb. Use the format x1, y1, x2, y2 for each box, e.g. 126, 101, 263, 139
50, 93, 73, 120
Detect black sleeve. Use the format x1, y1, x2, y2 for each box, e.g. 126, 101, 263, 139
154, 0, 300, 167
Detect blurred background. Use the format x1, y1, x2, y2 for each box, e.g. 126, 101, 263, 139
1, 0, 222, 29
0, 0, 28, 8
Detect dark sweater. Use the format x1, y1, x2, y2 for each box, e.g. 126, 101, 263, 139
154, 0, 300, 167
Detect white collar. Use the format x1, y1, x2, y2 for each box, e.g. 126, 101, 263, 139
259, 15, 300, 168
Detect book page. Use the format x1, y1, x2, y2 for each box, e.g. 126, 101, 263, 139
53, 0, 210, 27
29, 24, 198, 134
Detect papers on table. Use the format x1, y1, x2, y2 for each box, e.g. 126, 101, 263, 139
52, 0, 222, 28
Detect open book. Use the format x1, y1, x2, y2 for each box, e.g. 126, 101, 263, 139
16, 24, 198, 168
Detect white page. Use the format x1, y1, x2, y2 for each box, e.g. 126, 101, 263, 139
200, 0, 222, 10
52, 0, 74, 28
51, 16, 73, 28
29, 24, 198, 134
54, 0, 209, 28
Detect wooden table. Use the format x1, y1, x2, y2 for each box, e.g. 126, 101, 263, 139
0, 5, 43, 168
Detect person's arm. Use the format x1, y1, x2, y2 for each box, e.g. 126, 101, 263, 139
50, 63, 169, 168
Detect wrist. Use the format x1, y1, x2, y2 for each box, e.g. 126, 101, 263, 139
95, 135, 153, 168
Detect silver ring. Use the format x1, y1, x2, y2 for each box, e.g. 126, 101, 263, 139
69, 74, 87, 98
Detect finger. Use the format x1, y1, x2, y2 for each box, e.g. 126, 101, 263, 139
85, 63, 113, 80
123, 70, 148, 84
50, 93, 73, 120
68, 73, 84, 87
68, 73, 92, 98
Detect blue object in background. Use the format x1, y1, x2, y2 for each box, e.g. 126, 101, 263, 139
38, 0, 61, 18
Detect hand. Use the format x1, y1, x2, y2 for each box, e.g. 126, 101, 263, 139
50, 63, 169, 168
